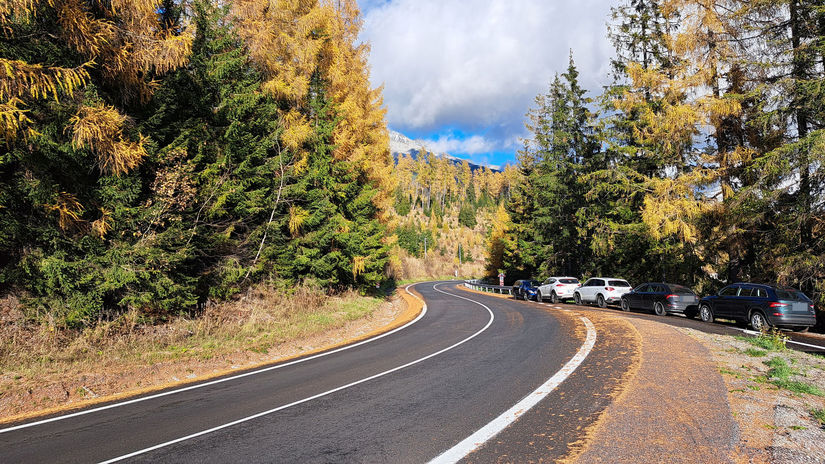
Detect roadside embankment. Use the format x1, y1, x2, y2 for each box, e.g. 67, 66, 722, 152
0, 284, 425, 424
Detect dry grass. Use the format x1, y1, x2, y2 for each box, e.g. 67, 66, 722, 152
0, 284, 388, 418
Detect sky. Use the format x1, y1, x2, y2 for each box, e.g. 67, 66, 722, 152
358, 0, 616, 168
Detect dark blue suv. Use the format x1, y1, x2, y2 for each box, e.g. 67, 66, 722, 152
697, 283, 816, 332
513, 280, 540, 301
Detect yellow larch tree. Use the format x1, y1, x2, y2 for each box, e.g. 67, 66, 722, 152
1, 0, 193, 173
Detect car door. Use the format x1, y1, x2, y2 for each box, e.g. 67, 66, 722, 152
589, 279, 605, 302
715, 285, 740, 317
731, 286, 755, 321
540, 278, 556, 297
628, 284, 648, 309
579, 279, 594, 302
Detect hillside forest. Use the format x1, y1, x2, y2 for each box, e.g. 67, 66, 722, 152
0, 0, 512, 329
494, 0, 825, 318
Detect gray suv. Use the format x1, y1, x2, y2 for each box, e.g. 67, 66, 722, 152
697, 283, 816, 332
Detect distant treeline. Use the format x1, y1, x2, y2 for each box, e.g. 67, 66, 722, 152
493, 0, 824, 313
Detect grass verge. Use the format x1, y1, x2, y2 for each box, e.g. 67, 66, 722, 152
1, 283, 392, 419
763, 357, 825, 397
735, 329, 789, 351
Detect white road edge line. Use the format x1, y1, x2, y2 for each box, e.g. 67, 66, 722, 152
95, 282, 495, 463
0, 284, 430, 435
429, 314, 597, 464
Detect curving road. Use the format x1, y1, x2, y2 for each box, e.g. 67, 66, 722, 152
1, 282, 627, 463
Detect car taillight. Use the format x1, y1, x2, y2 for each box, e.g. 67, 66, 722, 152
770, 302, 788, 308
606, 287, 614, 292
665, 294, 677, 300
556, 284, 564, 287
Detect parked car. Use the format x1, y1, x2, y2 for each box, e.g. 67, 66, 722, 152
537, 277, 581, 303
574, 277, 632, 308
513, 280, 541, 301
620, 282, 699, 316
697, 283, 816, 332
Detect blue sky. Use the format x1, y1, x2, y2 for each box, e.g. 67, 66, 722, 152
358, 0, 616, 167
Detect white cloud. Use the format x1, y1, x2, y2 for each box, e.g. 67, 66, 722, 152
421, 134, 496, 155
360, 0, 614, 158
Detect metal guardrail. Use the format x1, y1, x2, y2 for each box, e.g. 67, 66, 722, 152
464, 279, 513, 295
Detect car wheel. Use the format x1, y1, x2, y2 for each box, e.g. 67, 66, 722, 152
550, 292, 558, 304
597, 294, 606, 308
535, 291, 542, 302
621, 298, 630, 312
750, 311, 769, 332
699, 304, 714, 323
654, 302, 666, 316
574, 293, 582, 306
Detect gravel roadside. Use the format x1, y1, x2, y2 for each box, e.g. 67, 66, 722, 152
683, 328, 825, 464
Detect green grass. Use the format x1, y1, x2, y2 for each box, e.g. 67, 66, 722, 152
764, 357, 825, 397
719, 367, 741, 378
735, 329, 789, 351
811, 408, 825, 427
744, 348, 768, 357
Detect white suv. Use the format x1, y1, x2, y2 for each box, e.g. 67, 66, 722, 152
537, 277, 581, 303
574, 277, 632, 308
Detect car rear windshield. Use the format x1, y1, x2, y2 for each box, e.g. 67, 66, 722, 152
608, 280, 630, 287
559, 278, 579, 284
670, 285, 694, 294
775, 289, 810, 301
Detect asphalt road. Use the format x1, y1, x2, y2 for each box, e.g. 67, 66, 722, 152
0, 282, 622, 463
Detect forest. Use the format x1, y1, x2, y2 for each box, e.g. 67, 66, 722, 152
2, 0, 823, 331
493, 0, 825, 319
0, 0, 400, 328
0, 0, 514, 330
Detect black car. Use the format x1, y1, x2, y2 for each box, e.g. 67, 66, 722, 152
697, 283, 816, 331
621, 282, 699, 316
513, 280, 540, 301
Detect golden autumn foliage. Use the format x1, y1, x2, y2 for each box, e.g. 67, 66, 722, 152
70, 104, 147, 176
232, 0, 394, 218
45, 191, 85, 231
1, 0, 192, 152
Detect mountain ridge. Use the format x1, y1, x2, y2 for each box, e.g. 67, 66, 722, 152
388, 129, 500, 172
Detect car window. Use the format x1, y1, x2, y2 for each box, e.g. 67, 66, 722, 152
775, 289, 809, 301
740, 287, 756, 297
559, 278, 579, 284
635, 284, 649, 292
755, 288, 768, 298
544, 278, 555, 285
649, 284, 664, 293
594, 279, 605, 286
609, 280, 630, 287
719, 286, 739, 296
669, 285, 694, 294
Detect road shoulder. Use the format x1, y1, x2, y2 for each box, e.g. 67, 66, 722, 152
569, 312, 739, 463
